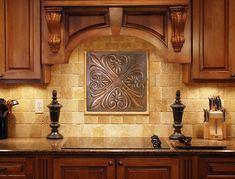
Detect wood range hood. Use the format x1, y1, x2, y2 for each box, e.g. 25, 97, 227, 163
41, 0, 190, 64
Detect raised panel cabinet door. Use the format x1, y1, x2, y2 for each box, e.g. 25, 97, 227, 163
199, 158, 235, 179
53, 158, 115, 179
117, 158, 179, 179
191, 0, 232, 80
0, 0, 41, 80
0, 157, 34, 179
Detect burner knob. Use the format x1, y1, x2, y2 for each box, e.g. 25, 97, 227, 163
151, 134, 162, 149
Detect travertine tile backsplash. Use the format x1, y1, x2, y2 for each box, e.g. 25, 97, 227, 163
1, 36, 235, 138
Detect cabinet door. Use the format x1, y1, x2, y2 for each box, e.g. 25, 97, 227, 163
199, 158, 235, 179
53, 158, 115, 179
0, 0, 41, 80
191, 0, 234, 80
117, 157, 179, 179
0, 157, 34, 179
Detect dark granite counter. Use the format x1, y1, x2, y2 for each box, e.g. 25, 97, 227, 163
0, 137, 235, 156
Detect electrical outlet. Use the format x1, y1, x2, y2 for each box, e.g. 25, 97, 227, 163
35, 99, 44, 113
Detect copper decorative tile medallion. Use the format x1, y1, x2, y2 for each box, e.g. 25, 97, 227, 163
85, 51, 148, 114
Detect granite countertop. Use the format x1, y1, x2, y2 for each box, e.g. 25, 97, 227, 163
0, 137, 235, 156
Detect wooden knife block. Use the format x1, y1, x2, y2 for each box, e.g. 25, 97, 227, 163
204, 111, 226, 140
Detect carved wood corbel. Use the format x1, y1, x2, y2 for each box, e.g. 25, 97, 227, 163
169, 6, 187, 53
45, 7, 63, 53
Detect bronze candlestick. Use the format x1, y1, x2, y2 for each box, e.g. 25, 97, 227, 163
47, 90, 63, 139
169, 90, 186, 140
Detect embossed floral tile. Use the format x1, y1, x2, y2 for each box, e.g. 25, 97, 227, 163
86, 51, 148, 113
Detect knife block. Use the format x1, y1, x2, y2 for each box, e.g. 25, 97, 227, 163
204, 111, 226, 140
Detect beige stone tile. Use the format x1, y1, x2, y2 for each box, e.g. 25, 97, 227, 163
77, 50, 86, 63
224, 99, 235, 112
69, 48, 79, 64
104, 125, 129, 137
84, 115, 98, 124
59, 124, 78, 137
224, 87, 235, 99
13, 112, 44, 124
183, 99, 207, 112
78, 125, 93, 137
78, 75, 85, 87
61, 87, 73, 99
155, 74, 182, 87
60, 99, 78, 112
71, 75, 79, 87
199, 86, 224, 99
71, 112, 85, 124
149, 61, 161, 74
181, 124, 193, 137
93, 125, 104, 137
60, 112, 73, 124
160, 112, 173, 124
160, 63, 173, 74
149, 71, 156, 87
149, 112, 160, 124
78, 100, 85, 112
192, 124, 204, 138
61, 63, 73, 74
15, 99, 34, 112
51, 64, 61, 74
143, 125, 155, 137
172, 64, 182, 73
183, 112, 204, 124
98, 116, 111, 124
110, 116, 123, 124
136, 116, 149, 124
33, 87, 47, 99
123, 116, 136, 124
126, 125, 143, 137
72, 63, 81, 74
72, 87, 84, 100
154, 124, 171, 137
161, 87, 186, 99
13, 124, 42, 137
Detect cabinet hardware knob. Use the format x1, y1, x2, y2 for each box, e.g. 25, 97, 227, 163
118, 161, 123, 166
231, 74, 235, 78
0, 167, 6, 172
0, 74, 3, 77
108, 161, 113, 166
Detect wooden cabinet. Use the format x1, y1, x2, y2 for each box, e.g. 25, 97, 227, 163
53, 158, 115, 179
117, 157, 179, 179
199, 158, 235, 179
0, 157, 34, 179
184, 0, 235, 82
53, 157, 179, 179
0, 0, 49, 83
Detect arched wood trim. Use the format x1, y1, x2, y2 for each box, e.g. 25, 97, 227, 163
64, 28, 112, 63
63, 26, 189, 64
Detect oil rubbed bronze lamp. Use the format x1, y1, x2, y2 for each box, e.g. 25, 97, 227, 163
47, 90, 63, 139
169, 90, 186, 140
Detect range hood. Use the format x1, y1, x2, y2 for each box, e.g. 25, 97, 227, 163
41, 0, 190, 64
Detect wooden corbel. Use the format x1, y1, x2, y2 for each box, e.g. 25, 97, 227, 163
169, 6, 187, 53
109, 8, 123, 36
45, 7, 63, 53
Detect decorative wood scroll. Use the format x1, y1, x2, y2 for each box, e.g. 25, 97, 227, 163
169, 6, 187, 52
45, 7, 63, 53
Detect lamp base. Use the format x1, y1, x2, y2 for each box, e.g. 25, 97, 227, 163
47, 132, 63, 139
169, 132, 184, 140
